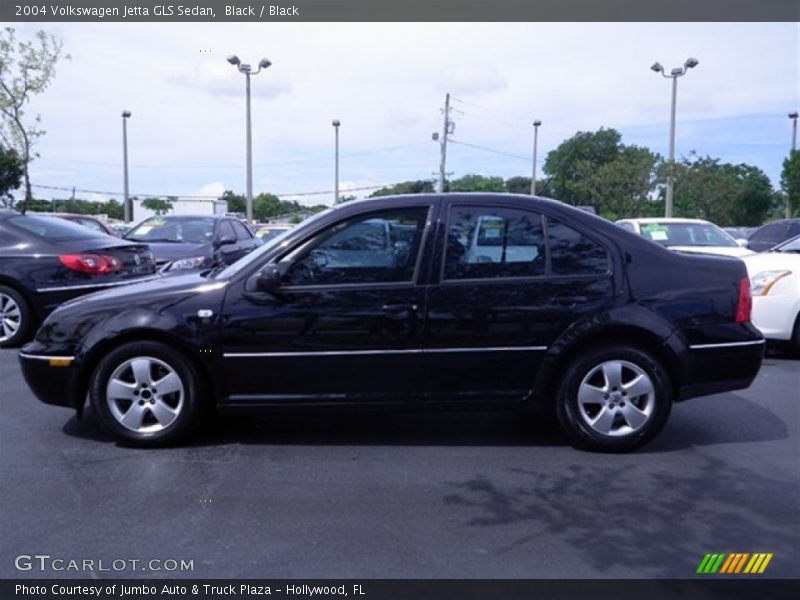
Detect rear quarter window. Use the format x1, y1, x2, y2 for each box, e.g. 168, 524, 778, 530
547, 217, 610, 275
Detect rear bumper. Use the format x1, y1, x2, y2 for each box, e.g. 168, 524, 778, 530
678, 339, 765, 401
18, 351, 80, 409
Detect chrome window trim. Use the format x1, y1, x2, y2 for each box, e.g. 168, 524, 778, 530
224, 345, 548, 358
689, 340, 766, 350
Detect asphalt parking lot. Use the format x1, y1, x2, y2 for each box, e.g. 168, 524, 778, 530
0, 348, 798, 579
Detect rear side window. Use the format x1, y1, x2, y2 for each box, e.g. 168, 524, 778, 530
6, 215, 96, 239
547, 217, 610, 275
444, 206, 545, 280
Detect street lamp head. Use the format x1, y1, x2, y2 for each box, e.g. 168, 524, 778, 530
670, 67, 684, 77
332, 119, 340, 127
121, 110, 131, 118
789, 112, 799, 119
533, 120, 542, 127
684, 57, 699, 69
227, 55, 240, 66
258, 58, 271, 70
431, 132, 439, 141
650, 62, 663, 73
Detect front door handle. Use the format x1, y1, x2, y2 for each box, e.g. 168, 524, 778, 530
551, 296, 588, 307
381, 304, 419, 319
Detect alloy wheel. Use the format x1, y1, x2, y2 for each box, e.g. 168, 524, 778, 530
577, 359, 656, 437
106, 356, 185, 433
0, 292, 21, 343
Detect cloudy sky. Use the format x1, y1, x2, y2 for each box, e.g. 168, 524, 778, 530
10, 21, 799, 206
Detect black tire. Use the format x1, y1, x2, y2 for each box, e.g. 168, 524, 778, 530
0, 285, 33, 349
89, 341, 205, 447
792, 313, 800, 357
556, 344, 673, 452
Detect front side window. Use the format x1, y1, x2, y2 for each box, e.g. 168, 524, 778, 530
283, 207, 429, 286
547, 217, 609, 275
444, 206, 545, 280
231, 220, 252, 240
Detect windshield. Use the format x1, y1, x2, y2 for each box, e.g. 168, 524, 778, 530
214, 208, 334, 279
775, 235, 800, 253
126, 217, 215, 244
638, 221, 737, 247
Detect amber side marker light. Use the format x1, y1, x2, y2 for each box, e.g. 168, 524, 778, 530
48, 358, 73, 367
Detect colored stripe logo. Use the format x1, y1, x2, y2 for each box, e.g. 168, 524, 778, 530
697, 553, 773, 574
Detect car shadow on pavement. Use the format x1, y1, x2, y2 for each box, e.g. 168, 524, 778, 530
442, 453, 799, 578
62, 406, 570, 448
61, 390, 787, 450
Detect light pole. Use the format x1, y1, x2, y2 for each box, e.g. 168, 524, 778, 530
228, 54, 271, 224
332, 119, 341, 204
787, 111, 798, 218
530, 119, 542, 195
651, 57, 699, 218
121, 110, 131, 223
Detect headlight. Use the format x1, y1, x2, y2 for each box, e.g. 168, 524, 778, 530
167, 256, 207, 271
750, 270, 791, 296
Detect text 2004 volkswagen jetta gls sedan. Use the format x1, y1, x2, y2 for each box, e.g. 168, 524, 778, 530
19, 194, 764, 451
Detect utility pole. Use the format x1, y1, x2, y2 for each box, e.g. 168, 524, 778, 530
122, 110, 131, 223
788, 111, 798, 219
332, 119, 341, 203
437, 93, 453, 194
530, 120, 542, 195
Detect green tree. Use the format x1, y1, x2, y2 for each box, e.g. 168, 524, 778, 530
669, 156, 773, 225
543, 128, 623, 205
337, 194, 357, 204
0, 28, 68, 209
780, 149, 800, 218
141, 197, 174, 215
369, 180, 435, 197
253, 192, 282, 221
448, 174, 505, 193
220, 190, 246, 214
0, 143, 23, 206
583, 146, 661, 220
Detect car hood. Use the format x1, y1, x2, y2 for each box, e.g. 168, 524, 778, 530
58, 272, 227, 311
742, 251, 800, 275
666, 245, 753, 258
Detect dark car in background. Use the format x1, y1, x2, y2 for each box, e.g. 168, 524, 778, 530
0, 210, 156, 347
747, 219, 800, 252
124, 215, 260, 272
19, 194, 764, 451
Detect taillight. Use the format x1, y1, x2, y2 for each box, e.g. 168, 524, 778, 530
59, 254, 122, 274
735, 276, 751, 323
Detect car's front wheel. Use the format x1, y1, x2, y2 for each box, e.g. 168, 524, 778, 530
89, 341, 204, 446
556, 345, 673, 452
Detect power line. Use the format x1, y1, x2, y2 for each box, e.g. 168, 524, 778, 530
30, 182, 405, 200
449, 139, 530, 162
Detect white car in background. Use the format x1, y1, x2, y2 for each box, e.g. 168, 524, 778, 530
743, 234, 800, 350
615, 218, 754, 258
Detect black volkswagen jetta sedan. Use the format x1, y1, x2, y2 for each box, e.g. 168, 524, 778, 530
19, 194, 764, 451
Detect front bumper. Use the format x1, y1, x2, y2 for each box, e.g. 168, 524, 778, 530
678, 339, 765, 401
18, 351, 81, 409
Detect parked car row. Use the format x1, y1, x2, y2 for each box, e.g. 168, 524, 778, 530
0, 211, 264, 348
16, 193, 765, 452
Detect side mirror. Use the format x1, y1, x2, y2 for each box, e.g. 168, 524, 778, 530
214, 235, 236, 249
254, 264, 282, 293
736, 239, 749, 248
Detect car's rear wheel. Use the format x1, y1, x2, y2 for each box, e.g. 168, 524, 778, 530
89, 341, 204, 446
0, 285, 32, 348
556, 345, 672, 452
